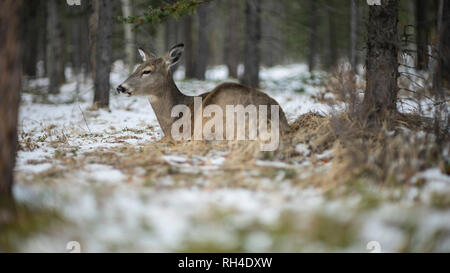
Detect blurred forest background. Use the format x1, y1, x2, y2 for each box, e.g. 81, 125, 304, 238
18, 0, 448, 92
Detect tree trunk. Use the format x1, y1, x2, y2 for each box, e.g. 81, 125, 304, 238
241, 0, 261, 88
121, 0, 136, 74
165, 19, 179, 49
36, 3, 47, 78
68, 5, 84, 76
194, 4, 210, 80
164, 20, 171, 50
415, 0, 429, 70
349, 0, 358, 71
363, 0, 399, 123
183, 15, 195, 79
46, 0, 65, 94
21, 0, 41, 77
326, 4, 338, 70
432, 0, 448, 147
89, 0, 99, 81
308, 0, 318, 72
441, 0, 450, 87
93, 0, 113, 108
71, 18, 82, 75
0, 0, 22, 206
262, 0, 276, 67
225, 0, 239, 78
80, 9, 91, 78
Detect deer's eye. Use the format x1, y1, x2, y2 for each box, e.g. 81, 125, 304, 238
142, 70, 152, 76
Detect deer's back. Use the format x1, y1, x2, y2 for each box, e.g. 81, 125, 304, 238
202, 82, 271, 107
198, 82, 291, 134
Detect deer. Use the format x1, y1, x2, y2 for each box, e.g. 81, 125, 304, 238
116, 43, 291, 143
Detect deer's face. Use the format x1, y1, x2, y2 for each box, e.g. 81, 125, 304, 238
117, 44, 184, 97
117, 58, 166, 97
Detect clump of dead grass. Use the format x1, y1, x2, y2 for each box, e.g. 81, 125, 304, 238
289, 112, 334, 153
312, 67, 449, 187
24, 71, 446, 191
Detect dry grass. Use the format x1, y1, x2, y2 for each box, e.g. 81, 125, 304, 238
21, 104, 446, 192
311, 67, 450, 188
16, 66, 448, 194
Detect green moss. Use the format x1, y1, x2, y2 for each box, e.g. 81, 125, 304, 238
309, 213, 356, 249
283, 169, 297, 180
295, 87, 306, 93
0, 204, 62, 252
121, 127, 145, 134
430, 192, 450, 210
261, 151, 275, 161
333, 179, 382, 210
53, 149, 67, 159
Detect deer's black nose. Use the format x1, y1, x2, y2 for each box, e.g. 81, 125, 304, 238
116, 85, 126, 94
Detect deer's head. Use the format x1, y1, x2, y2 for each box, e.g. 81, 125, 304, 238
116, 43, 184, 97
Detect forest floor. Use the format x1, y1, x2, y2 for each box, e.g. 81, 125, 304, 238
3, 62, 450, 252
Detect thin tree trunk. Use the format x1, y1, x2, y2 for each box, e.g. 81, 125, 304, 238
46, 0, 65, 94
349, 0, 358, 71
441, 0, 450, 87
433, 0, 444, 93
0, 0, 22, 207
89, 0, 98, 81
432, 0, 447, 147
363, 0, 399, 123
308, 0, 318, 72
183, 15, 195, 79
80, 9, 91, 78
36, 3, 47, 78
194, 4, 210, 80
262, 0, 276, 67
165, 20, 173, 50
415, 0, 429, 70
326, 4, 338, 70
225, 0, 239, 78
241, 0, 261, 88
121, 0, 136, 74
93, 0, 113, 108
22, 0, 41, 77
174, 21, 180, 46
68, 6, 83, 76
72, 19, 82, 75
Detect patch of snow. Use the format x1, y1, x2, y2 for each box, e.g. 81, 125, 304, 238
82, 164, 127, 184
295, 144, 310, 156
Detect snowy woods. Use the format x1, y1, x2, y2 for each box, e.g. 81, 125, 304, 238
0, 0, 449, 253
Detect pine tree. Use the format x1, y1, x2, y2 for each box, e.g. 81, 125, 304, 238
0, 0, 22, 207
46, 0, 65, 94
241, 0, 261, 88
364, 0, 399, 123
93, 0, 113, 108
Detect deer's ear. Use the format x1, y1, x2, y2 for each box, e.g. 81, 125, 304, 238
138, 48, 153, 62
165, 43, 184, 69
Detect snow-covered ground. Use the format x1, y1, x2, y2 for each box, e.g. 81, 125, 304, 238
6, 62, 450, 252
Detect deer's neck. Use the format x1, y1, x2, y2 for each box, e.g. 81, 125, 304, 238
149, 75, 192, 137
